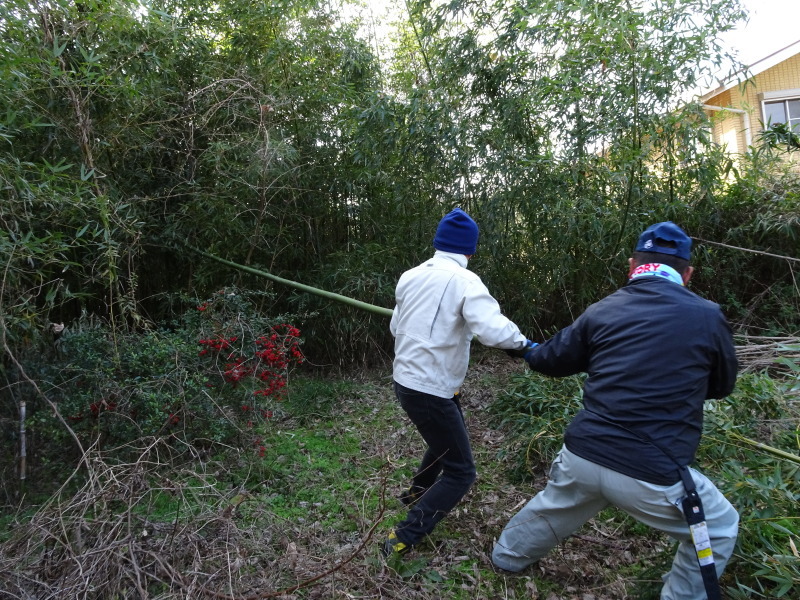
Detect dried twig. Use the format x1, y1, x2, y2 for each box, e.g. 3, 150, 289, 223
694, 237, 800, 264
735, 335, 800, 373
0, 441, 394, 600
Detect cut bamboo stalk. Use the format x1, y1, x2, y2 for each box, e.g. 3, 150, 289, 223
187, 246, 394, 318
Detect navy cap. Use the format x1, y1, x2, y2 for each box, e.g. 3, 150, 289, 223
635, 222, 692, 260
433, 208, 479, 255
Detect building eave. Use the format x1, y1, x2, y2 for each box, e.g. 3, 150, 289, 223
699, 38, 800, 103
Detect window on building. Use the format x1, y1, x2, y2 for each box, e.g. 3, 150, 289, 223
764, 98, 800, 133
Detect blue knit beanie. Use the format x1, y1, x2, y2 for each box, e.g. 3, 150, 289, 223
433, 208, 479, 255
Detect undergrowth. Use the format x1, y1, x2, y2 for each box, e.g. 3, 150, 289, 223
0, 315, 798, 598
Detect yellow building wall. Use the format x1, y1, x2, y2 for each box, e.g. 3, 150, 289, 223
704, 53, 800, 154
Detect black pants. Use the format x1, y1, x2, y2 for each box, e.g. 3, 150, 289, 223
393, 381, 477, 546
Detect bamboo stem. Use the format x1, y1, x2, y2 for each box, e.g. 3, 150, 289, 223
728, 431, 800, 465
190, 248, 800, 469
187, 246, 394, 318
19, 397, 26, 496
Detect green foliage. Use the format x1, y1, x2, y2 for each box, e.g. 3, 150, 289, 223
14, 287, 306, 492
759, 122, 800, 153
0, 0, 390, 349
691, 158, 800, 333
700, 370, 800, 598
302, 242, 398, 368
490, 371, 584, 480
376, 0, 750, 340
30, 322, 213, 463
1, 0, 796, 369
45, 322, 214, 446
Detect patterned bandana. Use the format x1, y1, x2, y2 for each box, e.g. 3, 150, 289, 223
629, 263, 684, 286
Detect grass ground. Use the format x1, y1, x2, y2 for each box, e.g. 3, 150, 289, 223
209, 351, 678, 600
0, 350, 717, 599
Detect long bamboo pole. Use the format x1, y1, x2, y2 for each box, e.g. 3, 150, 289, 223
186, 246, 394, 318
188, 246, 800, 468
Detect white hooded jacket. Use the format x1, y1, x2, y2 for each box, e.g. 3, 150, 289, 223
390, 251, 527, 398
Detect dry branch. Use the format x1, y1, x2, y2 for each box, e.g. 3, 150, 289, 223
0, 440, 392, 600
735, 335, 800, 374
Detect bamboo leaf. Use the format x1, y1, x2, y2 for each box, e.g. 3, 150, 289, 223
80, 165, 95, 181
52, 36, 68, 58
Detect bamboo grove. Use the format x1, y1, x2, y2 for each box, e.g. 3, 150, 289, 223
0, 0, 796, 362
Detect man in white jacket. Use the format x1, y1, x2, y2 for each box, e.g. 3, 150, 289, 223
384, 207, 534, 557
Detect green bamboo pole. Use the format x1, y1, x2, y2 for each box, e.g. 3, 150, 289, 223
189, 246, 800, 468
728, 431, 800, 466
187, 246, 394, 318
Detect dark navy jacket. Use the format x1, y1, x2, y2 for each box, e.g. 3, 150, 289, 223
525, 276, 738, 485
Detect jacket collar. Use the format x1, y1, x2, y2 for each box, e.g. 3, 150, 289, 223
433, 250, 469, 268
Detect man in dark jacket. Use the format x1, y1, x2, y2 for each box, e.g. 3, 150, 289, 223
492, 222, 739, 600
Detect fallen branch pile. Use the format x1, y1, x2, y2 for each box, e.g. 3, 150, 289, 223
735, 335, 800, 377
0, 438, 389, 600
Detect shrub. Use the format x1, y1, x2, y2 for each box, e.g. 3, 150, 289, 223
28, 288, 305, 470
700, 370, 800, 598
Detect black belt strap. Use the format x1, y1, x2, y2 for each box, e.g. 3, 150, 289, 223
679, 467, 721, 600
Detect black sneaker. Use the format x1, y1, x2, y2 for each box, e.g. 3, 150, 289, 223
398, 485, 427, 507
381, 529, 411, 557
